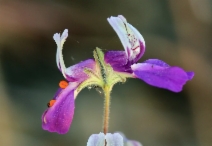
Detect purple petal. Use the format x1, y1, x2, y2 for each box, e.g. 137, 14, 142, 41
107, 15, 145, 63
65, 59, 96, 82
105, 133, 123, 146
52, 88, 63, 99
104, 51, 132, 73
42, 82, 79, 134
118, 132, 142, 146
125, 140, 142, 146
87, 133, 105, 146
105, 51, 128, 65
144, 59, 170, 67
131, 59, 194, 92
186, 71, 195, 80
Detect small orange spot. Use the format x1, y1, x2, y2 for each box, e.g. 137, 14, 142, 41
47, 100, 56, 107
59, 80, 69, 89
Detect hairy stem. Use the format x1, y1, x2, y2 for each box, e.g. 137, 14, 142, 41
103, 85, 111, 134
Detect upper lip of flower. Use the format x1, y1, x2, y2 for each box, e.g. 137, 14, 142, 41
41, 15, 194, 134
107, 15, 146, 63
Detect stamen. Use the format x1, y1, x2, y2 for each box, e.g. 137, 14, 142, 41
47, 100, 56, 107
59, 80, 69, 89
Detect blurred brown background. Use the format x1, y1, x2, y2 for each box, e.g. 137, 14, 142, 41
0, 0, 212, 146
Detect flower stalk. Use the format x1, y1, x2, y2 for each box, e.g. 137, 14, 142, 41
103, 85, 111, 134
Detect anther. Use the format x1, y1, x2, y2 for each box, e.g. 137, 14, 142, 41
47, 100, 56, 107
59, 80, 69, 89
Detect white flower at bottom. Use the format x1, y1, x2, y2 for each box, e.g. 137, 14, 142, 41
87, 133, 142, 146
87, 133, 123, 146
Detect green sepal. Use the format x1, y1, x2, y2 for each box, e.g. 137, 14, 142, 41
76, 48, 127, 94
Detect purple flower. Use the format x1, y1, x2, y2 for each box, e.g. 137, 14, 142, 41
42, 30, 97, 134
41, 15, 194, 134
105, 15, 194, 92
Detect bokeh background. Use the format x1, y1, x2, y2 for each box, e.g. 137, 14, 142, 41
0, 0, 212, 146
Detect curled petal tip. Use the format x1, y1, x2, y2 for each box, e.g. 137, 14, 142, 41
187, 71, 194, 80
53, 33, 60, 39
53, 33, 60, 45
53, 29, 68, 44
61, 29, 68, 42
118, 15, 126, 22
62, 29, 68, 35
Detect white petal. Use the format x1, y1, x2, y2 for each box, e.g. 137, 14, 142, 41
107, 15, 145, 62
105, 133, 123, 146
53, 33, 61, 46
61, 29, 68, 45
116, 132, 142, 146
87, 133, 105, 146
53, 29, 68, 78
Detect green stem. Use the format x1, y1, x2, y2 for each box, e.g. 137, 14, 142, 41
103, 85, 111, 134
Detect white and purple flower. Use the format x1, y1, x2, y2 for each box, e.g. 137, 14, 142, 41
41, 15, 194, 134
87, 132, 142, 146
